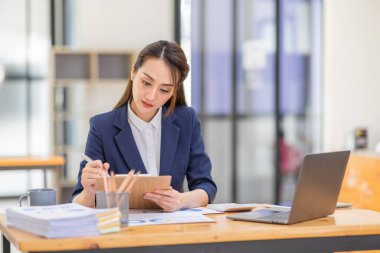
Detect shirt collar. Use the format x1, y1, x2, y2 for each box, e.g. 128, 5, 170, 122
128, 103, 162, 130
150, 107, 162, 129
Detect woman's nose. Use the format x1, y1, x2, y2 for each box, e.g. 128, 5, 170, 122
146, 88, 158, 100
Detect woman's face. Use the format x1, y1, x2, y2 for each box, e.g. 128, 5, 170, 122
130, 58, 175, 122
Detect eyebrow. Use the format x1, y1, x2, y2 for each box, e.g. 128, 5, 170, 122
143, 72, 174, 86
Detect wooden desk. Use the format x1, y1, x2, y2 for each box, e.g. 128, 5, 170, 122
0, 156, 65, 203
2, 209, 380, 253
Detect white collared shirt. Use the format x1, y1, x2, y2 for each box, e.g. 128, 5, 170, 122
127, 104, 161, 175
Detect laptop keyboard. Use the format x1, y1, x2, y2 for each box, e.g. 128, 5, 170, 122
257, 212, 290, 224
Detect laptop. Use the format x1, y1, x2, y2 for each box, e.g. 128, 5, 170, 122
227, 150, 351, 225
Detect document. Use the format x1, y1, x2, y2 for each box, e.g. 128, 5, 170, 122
128, 208, 216, 226
5, 203, 120, 238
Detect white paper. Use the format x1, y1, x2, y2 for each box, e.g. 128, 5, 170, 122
5, 203, 118, 238
129, 209, 216, 226
6, 203, 98, 220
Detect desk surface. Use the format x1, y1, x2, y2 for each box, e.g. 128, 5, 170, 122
0, 156, 65, 167
1, 208, 380, 252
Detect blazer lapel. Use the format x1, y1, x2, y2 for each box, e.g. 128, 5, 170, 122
114, 106, 147, 174
160, 111, 179, 175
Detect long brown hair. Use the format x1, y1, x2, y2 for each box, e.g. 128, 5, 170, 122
114, 40, 189, 116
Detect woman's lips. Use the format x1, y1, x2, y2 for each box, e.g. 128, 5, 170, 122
142, 100, 154, 108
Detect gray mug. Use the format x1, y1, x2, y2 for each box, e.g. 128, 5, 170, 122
18, 188, 57, 206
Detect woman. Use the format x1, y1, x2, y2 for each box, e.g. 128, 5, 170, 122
72, 40, 217, 211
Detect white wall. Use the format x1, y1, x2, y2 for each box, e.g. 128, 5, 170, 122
72, 0, 174, 50
324, 0, 380, 151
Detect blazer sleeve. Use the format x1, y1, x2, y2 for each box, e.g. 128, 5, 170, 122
185, 108, 217, 203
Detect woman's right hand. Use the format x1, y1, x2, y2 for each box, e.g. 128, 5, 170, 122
81, 160, 109, 197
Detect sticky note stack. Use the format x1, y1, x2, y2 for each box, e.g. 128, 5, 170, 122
96, 208, 122, 234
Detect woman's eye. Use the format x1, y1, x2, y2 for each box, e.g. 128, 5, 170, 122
142, 80, 151, 86
160, 89, 170, 93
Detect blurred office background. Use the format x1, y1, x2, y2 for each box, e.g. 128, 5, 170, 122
1, 0, 380, 206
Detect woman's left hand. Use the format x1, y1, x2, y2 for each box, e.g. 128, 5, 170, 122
143, 187, 182, 212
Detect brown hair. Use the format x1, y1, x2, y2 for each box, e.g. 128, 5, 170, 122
114, 40, 189, 116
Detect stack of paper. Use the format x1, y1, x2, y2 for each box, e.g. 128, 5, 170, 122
96, 208, 121, 234
5, 203, 120, 238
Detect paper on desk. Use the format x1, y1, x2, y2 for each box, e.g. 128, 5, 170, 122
129, 209, 216, 226
129, 207, 222, 215
189, 207, 223, 214
10, 203, 98, 218
5, 203, 119, 238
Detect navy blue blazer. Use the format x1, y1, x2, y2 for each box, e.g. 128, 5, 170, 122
72, 104, 217, 203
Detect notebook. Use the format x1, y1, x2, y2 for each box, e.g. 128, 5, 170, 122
95, 175, 171, 209
227, 150, 351, 225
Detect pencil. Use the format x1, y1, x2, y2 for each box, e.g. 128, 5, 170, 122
117, 170, 140, 207
116, 169, 135, 193
125, 171, 141, 192
110, 171, 116, 192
